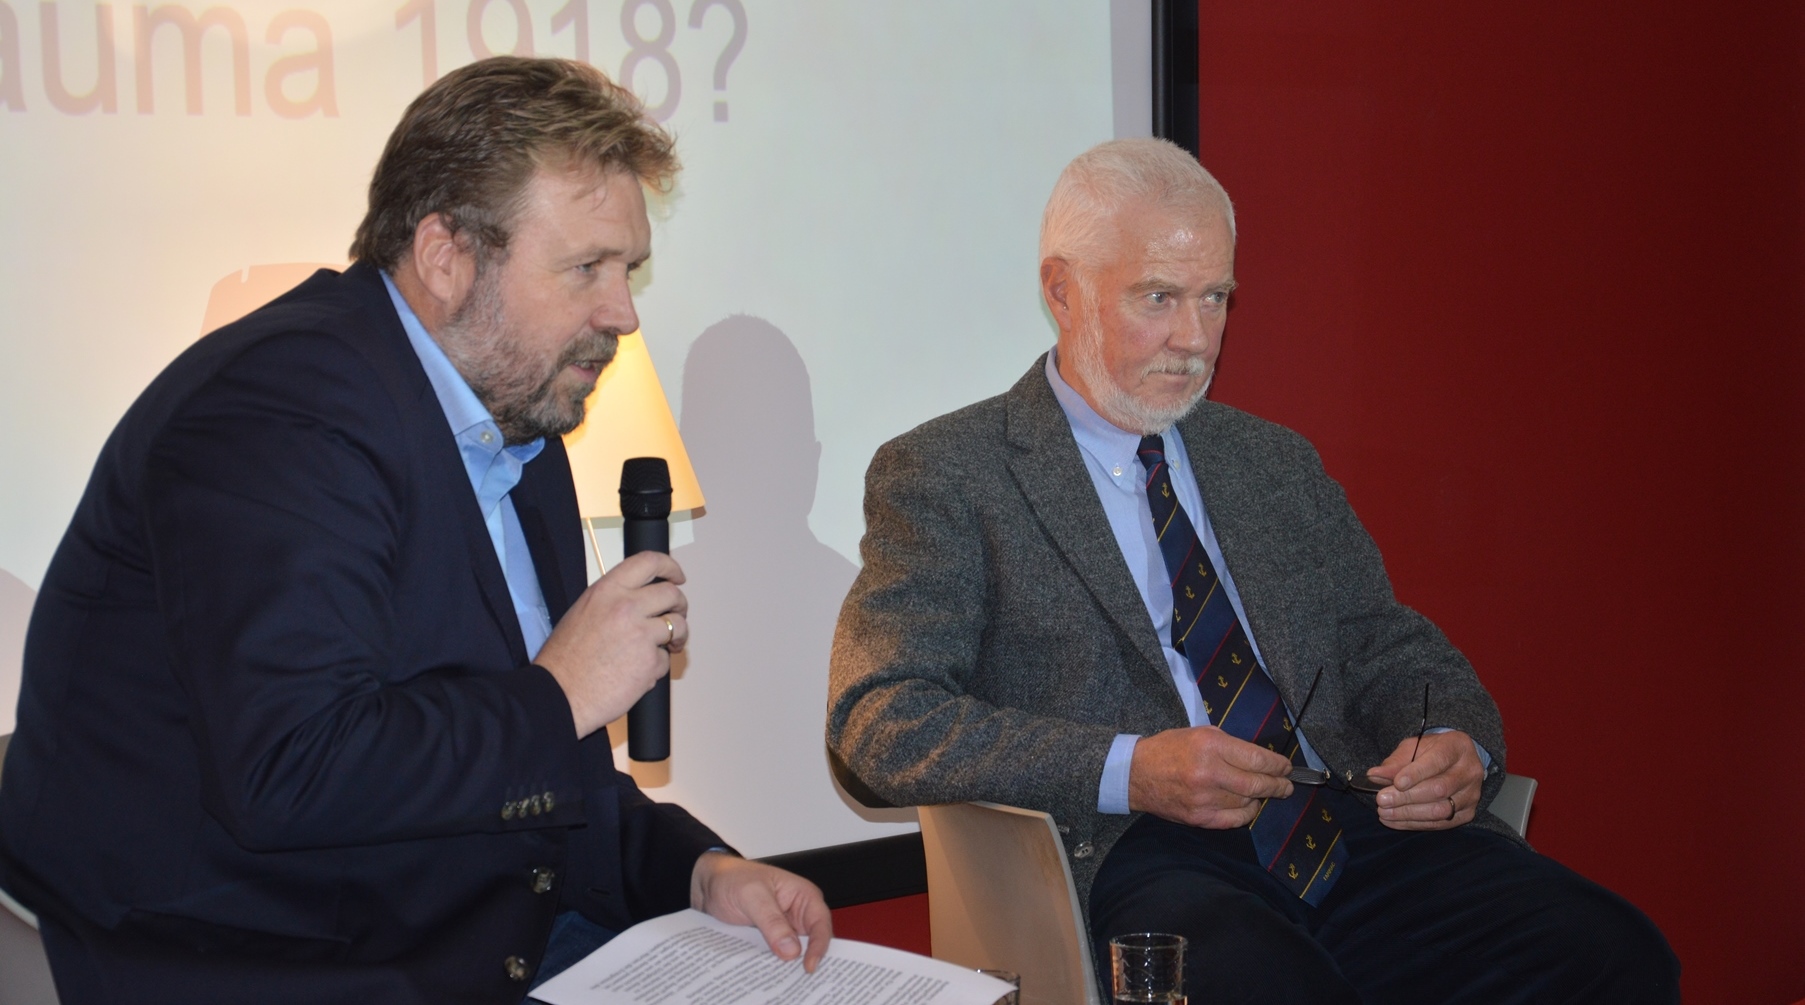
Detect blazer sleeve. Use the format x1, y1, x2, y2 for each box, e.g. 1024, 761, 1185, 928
827, 432, 1119, 829
556, 736, 724, 928
141, 329, 588, 851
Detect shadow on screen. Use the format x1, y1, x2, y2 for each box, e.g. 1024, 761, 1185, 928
670, 316, 910, 825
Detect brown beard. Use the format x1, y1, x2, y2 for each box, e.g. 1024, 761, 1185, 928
438, 267, 620, 445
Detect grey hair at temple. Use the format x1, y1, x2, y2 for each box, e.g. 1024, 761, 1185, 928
1038, 137, 1236, 269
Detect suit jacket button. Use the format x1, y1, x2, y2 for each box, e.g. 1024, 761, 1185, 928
1073, 841, 1094, 859
501, 801, 516, 821
1057, 824, 1071, 835
542, 790, 556, 812
504, 955, 532, 982
527, 795, 542, 817
531, 867, 557, 894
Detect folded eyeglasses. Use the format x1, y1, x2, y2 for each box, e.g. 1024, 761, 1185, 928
1284, 670, 1431, 795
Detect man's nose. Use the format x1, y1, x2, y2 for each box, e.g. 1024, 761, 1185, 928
1169, 299, 1217, 352
591, 274, 639, 335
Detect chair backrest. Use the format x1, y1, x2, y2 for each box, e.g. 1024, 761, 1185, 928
1487, 772, 1537, 839
917, 802, 1102, 1005
0, 895, 56, 1005
0, 734, 61, 1005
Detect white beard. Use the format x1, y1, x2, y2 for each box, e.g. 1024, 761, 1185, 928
1066, 296, 1212, 436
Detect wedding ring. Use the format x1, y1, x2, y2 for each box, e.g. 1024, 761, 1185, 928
662, 617, 674, 646
1446, 796, 1457, 821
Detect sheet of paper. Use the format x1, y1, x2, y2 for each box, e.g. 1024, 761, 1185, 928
530, 909, 1014, 1005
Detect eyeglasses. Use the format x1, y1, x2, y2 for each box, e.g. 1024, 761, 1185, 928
1285, 671, 1430, 795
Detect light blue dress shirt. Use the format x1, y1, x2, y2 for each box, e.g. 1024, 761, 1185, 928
1042, 351, 1333, 814
383, 274, 554, 660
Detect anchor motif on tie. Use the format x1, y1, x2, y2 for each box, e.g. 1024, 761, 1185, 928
1198, 562, 1208, 578
1217, 675, 1229, 688
1161, 484, 1171, 498
1283, 717, 1293, 732
1202, 701, 1212, 715
1287, 863, 1299, 880
1231, 653, 1242, 665
1320, 808, 1334, 823
1184, 585, 1195, 599
1266, 742, 1276, 751
1305, 834, 1317, 850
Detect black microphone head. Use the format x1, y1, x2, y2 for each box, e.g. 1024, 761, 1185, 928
619, 457, 673, 519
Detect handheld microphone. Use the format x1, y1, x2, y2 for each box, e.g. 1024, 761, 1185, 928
620, 457, 673, 762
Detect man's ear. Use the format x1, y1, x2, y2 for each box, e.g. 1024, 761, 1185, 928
1041, 257, 1076, 332
410, 213, 477, 311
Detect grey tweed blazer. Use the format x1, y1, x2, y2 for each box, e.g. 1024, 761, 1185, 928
827, 355, 1512, 910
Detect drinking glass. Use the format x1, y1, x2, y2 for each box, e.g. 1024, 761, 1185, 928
1110, 933, 1185, 1004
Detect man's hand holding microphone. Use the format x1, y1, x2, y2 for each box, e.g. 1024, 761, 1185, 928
531, 457, 834, 970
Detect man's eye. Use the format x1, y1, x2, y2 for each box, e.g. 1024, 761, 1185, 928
1148, 291, 1170, 304
1206, 291, 1228, 305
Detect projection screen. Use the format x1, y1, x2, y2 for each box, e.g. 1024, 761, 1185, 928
0, 0, 1148, 855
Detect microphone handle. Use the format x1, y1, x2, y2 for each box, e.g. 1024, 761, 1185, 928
622, 516, 671, 761
621, 515, 669, 558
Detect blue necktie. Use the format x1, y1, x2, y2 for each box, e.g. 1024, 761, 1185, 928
1137, 434, 1351, 905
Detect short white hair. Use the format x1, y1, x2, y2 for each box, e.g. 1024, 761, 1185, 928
1039, 138, 1236, 268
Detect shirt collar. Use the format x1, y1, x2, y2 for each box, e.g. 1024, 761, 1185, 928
382, 272, 544, 496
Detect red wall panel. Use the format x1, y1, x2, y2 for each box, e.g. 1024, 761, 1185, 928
830, 894, 931, 957
1196, 4, 1805, 1002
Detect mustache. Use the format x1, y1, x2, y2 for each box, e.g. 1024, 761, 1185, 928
1142, 355, 1210, 377
556, 330, 621, 372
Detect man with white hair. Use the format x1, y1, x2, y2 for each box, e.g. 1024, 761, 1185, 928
828, 138, 1676, 1001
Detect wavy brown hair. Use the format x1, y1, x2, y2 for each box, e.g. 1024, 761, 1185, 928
350, 56, 678, 271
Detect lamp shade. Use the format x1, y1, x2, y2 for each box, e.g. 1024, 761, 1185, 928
202, 264, 340, 336
562, 331, 704, 518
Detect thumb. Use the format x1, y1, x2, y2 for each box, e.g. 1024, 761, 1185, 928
1368, 741, 1413, 787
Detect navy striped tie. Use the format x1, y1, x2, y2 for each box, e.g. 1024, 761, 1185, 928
1137, 434, 1350, 905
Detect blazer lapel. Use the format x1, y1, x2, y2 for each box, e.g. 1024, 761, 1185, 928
513, 437, 586, 623
1002, 357, 1170, 682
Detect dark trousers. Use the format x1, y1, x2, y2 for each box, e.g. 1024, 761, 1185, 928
1089, 809, 1679, 1004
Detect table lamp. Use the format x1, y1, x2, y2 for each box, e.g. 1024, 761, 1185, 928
562, 330, 705, 573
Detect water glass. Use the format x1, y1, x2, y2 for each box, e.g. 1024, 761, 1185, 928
1110, 932, 1185, 1003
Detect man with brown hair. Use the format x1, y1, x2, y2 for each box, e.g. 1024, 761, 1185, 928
0, 57, 828, 1004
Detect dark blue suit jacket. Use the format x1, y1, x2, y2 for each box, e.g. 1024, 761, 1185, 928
0, 262, 721, 1003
